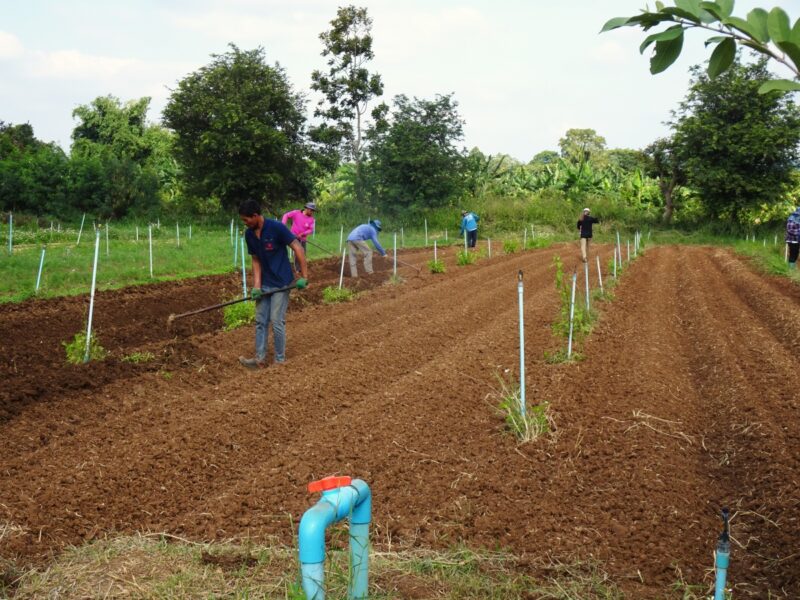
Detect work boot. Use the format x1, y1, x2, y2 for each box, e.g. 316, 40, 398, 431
238, 356, 265, 369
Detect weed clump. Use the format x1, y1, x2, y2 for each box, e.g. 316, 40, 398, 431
495, 374, 552, 443
322, 286, 355, 303
63, 331, 107, 364
456, 250, 476, 266
503, 239, 519, 254
122, 351, 155, 364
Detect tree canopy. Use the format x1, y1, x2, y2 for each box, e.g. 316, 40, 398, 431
163, 45, 312, 214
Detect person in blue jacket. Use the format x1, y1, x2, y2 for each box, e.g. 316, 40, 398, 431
786, 206, 800, 269
460, 210, 479, 248
347, 219, 389, 277
238, 198, 308, 369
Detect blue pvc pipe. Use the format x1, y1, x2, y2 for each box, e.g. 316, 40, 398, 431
714, 547, 729, 600
299, 479, 371, 600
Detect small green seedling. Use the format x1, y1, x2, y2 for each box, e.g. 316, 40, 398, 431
122, 351, 155, 364
63, 331, 107, 364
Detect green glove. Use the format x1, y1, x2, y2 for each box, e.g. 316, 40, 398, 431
295, 277, 308, 290
250, 288, 262, 300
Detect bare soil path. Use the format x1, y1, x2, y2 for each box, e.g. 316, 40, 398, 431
1, 244, 798, 597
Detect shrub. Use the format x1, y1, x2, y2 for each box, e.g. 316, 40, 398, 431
322, 286, 355, 303
456, 250, 476, 266
428, 259, 446, 274
63, 330, 107, 364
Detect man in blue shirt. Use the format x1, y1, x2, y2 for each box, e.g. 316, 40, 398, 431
346, 219, 388, 277
238, 199, 308, 369
460, 210, 479, 248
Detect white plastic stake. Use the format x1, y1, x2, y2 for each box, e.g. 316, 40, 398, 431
393, 232, 397, 276
445, 229, 448, 242
517, 270, 526, 419
567, 272, 577, 359
148, 225, 153, 278
338, 248, 346, 289
105, 222, 110, 256
613, 246, 618, 278
488, 238, 492, 258
339, 225, 344, 253
584, 260, 590, 310
627, 240, 630, 263
176, 222, 180, 248
434, 240, 438, 262
230, 219, 234, 245
234, 228, 239, 266
76, 213, 86, 246
424, 219, 428, 246
596, 254, 604, 294
616, 230, 621, 266
240, 234, 247, 297
464, 230, 467, 251
35, 247, 46, 292
189, 224, 192, 240
84, 229, 101, 363
7, 213, 12, 255
523, 228, 527, 248
136, 226, 139, 242
531, 224, 535, 239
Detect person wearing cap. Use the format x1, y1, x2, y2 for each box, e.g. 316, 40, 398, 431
460, 210, 480, 248
577, 208, 600, 263
238, 198, 308, 369
785, 206, 800, 269
346, 220, 389, 277
281, 202, 317, 271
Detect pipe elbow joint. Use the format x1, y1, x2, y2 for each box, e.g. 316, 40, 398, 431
350, 479, 372, 525
299, 502, 336, 564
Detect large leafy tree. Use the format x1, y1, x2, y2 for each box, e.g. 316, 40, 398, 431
310, 5, 384, 198
644, 137, 686, 223
603, 1, 800, 93
164, 45, 312, 213
558, 128, 607, 165
366, 94, 466, 211
670, 58, 800, 222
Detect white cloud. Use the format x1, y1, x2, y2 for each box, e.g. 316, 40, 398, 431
29, 49, 140, 79
0, 31, 23, 59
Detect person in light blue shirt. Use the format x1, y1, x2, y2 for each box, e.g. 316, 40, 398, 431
347, 219, 388, 277
460, 210, 480, 248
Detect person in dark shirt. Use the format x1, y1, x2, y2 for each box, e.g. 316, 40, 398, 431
238, 199, 308, 369
577, 208, 600, 263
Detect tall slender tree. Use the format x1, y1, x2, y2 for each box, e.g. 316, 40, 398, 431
310, 5, 384, 200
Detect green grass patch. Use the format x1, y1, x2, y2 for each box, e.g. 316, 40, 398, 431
223, 299, 255, 331
5, 534, 628, 599
322, 286, 355, 303
502, 239, 519, 254
62, 330, 107, 364
121, 351, 155, 364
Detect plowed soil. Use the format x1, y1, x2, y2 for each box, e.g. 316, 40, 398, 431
1, 244, 798, 598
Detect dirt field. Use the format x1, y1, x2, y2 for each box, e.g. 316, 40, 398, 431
1, 243, 798, 598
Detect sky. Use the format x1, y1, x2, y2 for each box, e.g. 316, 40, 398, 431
2, 0, 800, 162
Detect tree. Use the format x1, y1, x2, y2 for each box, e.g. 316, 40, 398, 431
558, 129, 607, 165
528, 150, 560, 168
310, 5, 384, 198
644, 138, 686, 223
670, 58, 800, 222
602, 1, 800, 93
163, 45, 312, 213
366, 94, 466, 211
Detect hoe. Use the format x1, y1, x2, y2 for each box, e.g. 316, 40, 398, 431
167, 283, 297, 325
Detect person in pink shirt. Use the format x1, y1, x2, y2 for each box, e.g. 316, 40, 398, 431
281, 202, 317, 271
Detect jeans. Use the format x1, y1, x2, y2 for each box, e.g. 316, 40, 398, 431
467, 229, 477, 248
255, 287, 290, 363
348, 240, 373, 276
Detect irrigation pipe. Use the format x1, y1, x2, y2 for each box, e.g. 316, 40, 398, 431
233, 227, 239, 267
84, 229, 101, 363
567, 271, 577, 359
615, 230, 621, 267
35, 247, 46, 293
338, 248, 346, 289
517, 270, 526, 419
339, 225, 344, 253
433, 240, 438, 262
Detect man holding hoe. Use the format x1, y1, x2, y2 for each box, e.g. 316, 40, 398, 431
238, 199, 308, 369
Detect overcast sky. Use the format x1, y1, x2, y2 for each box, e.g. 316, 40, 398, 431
2, 0, 799, 161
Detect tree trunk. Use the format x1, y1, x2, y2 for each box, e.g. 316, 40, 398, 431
661, 180, 675, 224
